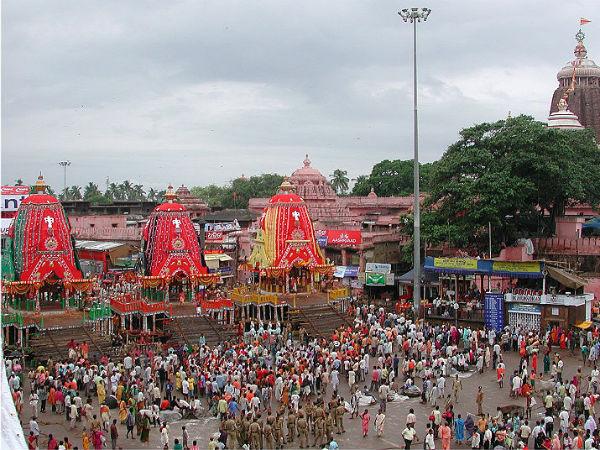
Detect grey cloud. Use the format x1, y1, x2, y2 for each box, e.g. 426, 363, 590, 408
2, 0, 598, 189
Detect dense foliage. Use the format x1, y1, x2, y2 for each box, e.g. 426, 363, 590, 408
351, 159, 432, 196
403, 115, 600, 254
191, 174, 284, 209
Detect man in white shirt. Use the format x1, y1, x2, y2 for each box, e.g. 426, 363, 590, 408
406, 408, 416, 427
584, 415, 596, 435
424, 428, 435, 450
564, 394, 573, 412
402, 424, 417, 450
182, 379, 190, 400
512, 374, 522, 398
559, 409, 570, 433
520, 420, 531, 446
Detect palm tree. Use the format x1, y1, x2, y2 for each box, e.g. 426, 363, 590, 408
69, 186, 82, 200
133, 184, 146, 200
83, 182, 101, 200
330, 169, 350, 195
106, 182, 123, 201
147, 188, 158, 201
120, 180, 133, 200
59, 187, 70, 201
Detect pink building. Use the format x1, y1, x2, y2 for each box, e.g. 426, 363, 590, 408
249, 155, 416, 268
69, 214, 142, 242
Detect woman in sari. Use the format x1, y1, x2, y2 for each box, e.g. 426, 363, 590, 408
360, 409, 371, 438
81, 428, 90, 450
281, 384, 289, 407
92, 429, 104, 450
560, 333, 567, 350
135, 410, 144, 437
115, 382, 124, 402
96, 380, 106, 406
118, 400, 128, 424
140, 415, 151, 443
543, 352, 551, 374
48, 386, 56, 413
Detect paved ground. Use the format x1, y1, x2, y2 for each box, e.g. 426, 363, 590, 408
20, 347, 587, 450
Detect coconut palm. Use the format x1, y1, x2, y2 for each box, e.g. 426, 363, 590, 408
330, 169, 349, 195
106, 182, 123, 201
133, 184, 146, 200
83, 182, 101, 200
147, 188, 158, 201
69, 185, 83, 200
119, 180, 134, 200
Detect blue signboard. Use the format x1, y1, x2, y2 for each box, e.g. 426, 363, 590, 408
484, 292, 504, 332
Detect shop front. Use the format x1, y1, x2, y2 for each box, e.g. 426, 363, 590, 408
504, 293, 592, 332
507, 303, 542, 332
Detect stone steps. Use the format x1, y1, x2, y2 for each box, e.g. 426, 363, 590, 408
163, 316, 236, 348
29, 325, 113, 362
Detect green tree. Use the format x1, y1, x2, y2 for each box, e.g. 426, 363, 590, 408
418, 115, 600, 253
330, 169, 349, 195
190, 173, 284, 209
350, 159, 432, 197
132, 184, 146, 201
119, 180, 134, 200
350, 175, 371, 196
106, 182, 124, 201
147, 188, 158, 202
83, 182, 107, 204
69, 186, 82, 200
190, 185, 228, 208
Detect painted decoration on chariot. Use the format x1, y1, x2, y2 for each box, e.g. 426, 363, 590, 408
1, 175, 83, 282
249, 180, 328, 270
141, 185, 208, 279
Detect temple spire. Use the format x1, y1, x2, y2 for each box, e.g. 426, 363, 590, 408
164, 184, 177, 203
33, 173, 47, 194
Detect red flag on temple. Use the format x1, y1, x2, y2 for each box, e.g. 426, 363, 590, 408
580, 18, 591, 25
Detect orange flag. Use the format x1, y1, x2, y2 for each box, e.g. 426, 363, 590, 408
580, 18, 591, 25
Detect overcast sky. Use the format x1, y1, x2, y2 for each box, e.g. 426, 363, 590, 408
2, 0, 598, 191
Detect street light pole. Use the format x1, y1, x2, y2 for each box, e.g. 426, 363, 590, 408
399, 7, 431, 315
58, 160, 71, 192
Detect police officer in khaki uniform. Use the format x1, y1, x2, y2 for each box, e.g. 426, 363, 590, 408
225, 415, 238, 449
263, 417, 275, 450
325, 413, 334, 443
287, 409, 297, 443
335, 399, 346, 434
305, 401, 315, 434
274, 413, 284, 450
297, 412, 309, 449
249, 418, 262, 450
313, 403, 326, 447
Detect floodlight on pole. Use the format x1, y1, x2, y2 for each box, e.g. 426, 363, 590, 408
58, 161, 71, 192
398, 7, 431, 315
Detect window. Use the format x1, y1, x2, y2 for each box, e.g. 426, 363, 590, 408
112, 223, 118, 228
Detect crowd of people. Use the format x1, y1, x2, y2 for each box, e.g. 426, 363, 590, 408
6, 300, 600, 450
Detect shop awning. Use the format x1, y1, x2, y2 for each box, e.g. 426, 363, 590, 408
398, 266, 439, 284
547, 266, 587, 289
204, 253, 234, 262
424, 256, 544, 279
583, 217, 600, 230
576, 321, 593, 330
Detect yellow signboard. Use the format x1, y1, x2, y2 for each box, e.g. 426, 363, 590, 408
492, 261, 541, 273
433, 258, 478, 270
